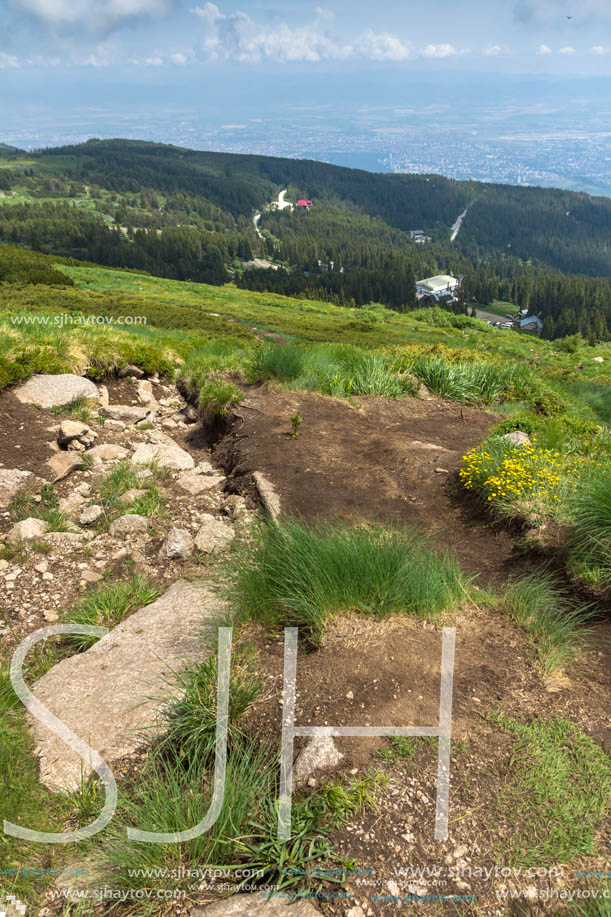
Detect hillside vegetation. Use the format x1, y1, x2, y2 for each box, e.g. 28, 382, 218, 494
0, 140, 610, 339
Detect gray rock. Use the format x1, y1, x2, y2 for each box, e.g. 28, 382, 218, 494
593, 356, 604, 363
503, 430, 531, 446
137, 380, 155, 404
7, 517, 48, 544
45, 452, 83, 483
98, 384, 109, 407
222, 495, 250, 519
45, 531, 91, 547
177, 471, 225, 495
0, 469, 45, 510
119, 363, 144, 378
117, 488, 147, 506
58, 419, 97, 450
293, 737, 344, 789
159, 527, 194, 560
108, 514, 149, 537
131, 433, 194, 471
13, 373, 99, 409
102, 419, 126, 431
193, 895, 321, 916
79, 505, 103, 525
29, 580, 225, 790
102, 404, 150, 424
87, 444, 129, 465
253, 472, 281, 523
194, 515, 235, 553
58, 493, 86, 518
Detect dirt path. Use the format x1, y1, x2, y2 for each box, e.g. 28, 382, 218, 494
216, 388, 532, 586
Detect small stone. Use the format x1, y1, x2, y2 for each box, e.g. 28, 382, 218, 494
34, 561, 48, 573
177, 471, 224, 495
58, 419, 97, 449
346, 690, 354, 700
45, 452, 83, 483
108, 514, 149, 537
79, 505, 103, 526
159, 528, 194, 561
503, 430, 531, 446
81, 570, 103, 584
42, 572, 54, 581
74, 482, 92, 497
98, 385, 109, 407
435, 467, 449, 474
7, 517, 49, 544
194, 515, 234, 553
87, 444, 129, 464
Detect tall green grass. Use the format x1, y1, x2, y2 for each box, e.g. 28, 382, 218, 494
566, 465, 611, 591
501, 572, 592, 674
231, 519, 467, 643
63, 576, 161, 652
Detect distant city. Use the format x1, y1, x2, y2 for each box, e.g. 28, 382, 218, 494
3, 76, 611, 198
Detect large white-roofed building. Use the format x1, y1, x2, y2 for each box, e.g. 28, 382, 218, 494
415, 274, 459, 302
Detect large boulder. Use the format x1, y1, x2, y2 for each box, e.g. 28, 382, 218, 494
29, 580, 226, 790
14, 374, 99, 409
0, 469, 45, 510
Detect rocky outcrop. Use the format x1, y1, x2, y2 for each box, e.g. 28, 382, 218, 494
13, 373, 99, 408
29, 580, 226, 790
58, 420, 97, 451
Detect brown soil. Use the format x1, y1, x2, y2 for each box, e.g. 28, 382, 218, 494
215, 388, 534, 586
0, 391, 58, 474
234, 606, 611, 915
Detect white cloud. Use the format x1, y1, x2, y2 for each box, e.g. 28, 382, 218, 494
144, 55, 164, 65
8, 0, 176, 34
194, 4, 415, 64
169, 51, 188, 65
484, 44, 507, 56
420, 43, 460, 58
355, 30, 411, 61
0, 52, 20, 68
592, 44, 609, 54
559, 45, 576, 54
536, 43, 552, 54
193, 4, 352, 62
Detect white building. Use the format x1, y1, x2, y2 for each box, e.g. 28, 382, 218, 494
416, 274, 459, 302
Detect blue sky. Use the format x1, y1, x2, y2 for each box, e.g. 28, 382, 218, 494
2, 0, 611, 75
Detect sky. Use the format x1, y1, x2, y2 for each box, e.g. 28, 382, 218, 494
2, 0, 611, 76
1, 1, 611, 156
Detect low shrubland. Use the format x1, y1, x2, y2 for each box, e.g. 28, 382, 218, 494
230, 519, 467, 644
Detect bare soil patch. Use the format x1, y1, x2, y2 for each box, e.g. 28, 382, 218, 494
237, 605, 610, 915
216, 389, 531, 585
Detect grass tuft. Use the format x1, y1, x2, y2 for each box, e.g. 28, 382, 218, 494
63, 576, 161, 652
500, 572, 592, 674
230, 519, 467, 643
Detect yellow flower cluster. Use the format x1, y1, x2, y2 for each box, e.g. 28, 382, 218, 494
459, 441, 574, 505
